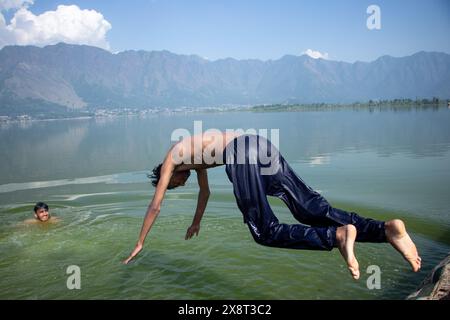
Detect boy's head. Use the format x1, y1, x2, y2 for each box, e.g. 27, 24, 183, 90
148, 163, 191, 190
33, 202, 50, 222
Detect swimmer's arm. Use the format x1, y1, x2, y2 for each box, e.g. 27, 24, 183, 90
124, 149, 175, 264
185, 169, 210, 240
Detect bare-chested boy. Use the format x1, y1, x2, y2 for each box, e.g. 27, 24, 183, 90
124, 132, 421, 279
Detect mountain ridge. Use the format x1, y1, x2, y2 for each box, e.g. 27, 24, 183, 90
1, 43, 449, 115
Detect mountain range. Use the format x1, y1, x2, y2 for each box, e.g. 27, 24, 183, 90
0, 43, 449, 116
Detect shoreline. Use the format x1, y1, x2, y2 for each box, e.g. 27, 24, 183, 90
0, 101, 449, 125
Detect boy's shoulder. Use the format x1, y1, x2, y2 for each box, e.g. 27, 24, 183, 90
22, 216, 61, 225
49, 216, 61, 223
23, 218, 38, 225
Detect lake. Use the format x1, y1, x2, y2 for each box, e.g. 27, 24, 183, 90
0, 105, 449, 299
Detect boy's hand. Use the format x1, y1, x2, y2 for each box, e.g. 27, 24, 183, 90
185, 224, 200, 240
123, 242, 143, 264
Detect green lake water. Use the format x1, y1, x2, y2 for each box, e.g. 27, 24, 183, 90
0, 106, 449, 299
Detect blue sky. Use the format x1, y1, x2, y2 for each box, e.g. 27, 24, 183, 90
2, 0, 450, 62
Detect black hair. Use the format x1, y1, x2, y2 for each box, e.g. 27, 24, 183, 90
147, 163, 190, 190
148, 163, 163, 188
34, 202, 49, 213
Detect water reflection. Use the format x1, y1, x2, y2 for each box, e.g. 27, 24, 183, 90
0, 107, 449, 185
308, 155, 330, 167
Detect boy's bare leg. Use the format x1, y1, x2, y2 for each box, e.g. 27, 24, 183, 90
385, 219, 421, 272
336, 225, 360, 280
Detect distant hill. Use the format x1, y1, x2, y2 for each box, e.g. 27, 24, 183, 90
1, 43, 449, 115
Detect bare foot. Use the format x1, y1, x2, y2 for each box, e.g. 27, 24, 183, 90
336, 224, 360, 280
385, 219, 421, 272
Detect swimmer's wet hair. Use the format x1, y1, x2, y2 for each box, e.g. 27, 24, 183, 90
148, 163, 163, 188
34, 202, 48, 213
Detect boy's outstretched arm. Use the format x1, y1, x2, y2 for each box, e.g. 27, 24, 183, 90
123, 151, 175, 264
185, 169, 210, 240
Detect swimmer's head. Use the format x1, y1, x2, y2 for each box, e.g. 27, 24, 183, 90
148, 163, 191, 190
34, 202, 50, 222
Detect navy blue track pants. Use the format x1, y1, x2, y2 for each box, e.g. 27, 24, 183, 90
224, 134, 387, 250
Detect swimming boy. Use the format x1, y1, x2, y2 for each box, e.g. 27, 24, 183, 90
24, 202, 59, 224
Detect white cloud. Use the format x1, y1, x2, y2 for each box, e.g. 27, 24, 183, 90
0, 4, 112, 50
303, 49, 329, 60
0, 0, 33, 11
